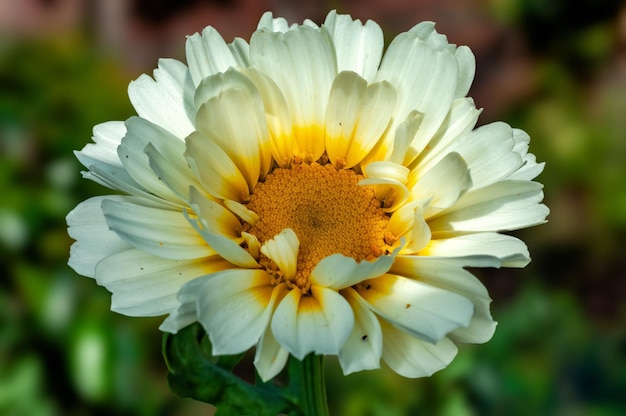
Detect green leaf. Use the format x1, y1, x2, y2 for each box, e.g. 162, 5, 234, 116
162, 323, 299, 415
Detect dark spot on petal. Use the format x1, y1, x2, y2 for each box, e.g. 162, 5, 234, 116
405, 303, 411, 309
362, 334, 368, 341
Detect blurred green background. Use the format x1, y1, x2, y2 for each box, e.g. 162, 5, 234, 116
1, 0, 625, 415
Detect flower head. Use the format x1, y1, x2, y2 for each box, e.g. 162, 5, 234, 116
67, 11, 548, 381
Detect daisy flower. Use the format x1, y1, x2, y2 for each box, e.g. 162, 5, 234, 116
67, 10, 548, 382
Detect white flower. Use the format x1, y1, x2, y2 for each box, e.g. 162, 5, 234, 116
67, 10, 548, 382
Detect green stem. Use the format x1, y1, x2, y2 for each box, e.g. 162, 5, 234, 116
299, 354, 329, 416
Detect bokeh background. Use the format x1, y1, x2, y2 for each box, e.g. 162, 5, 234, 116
1, 0, 625, 414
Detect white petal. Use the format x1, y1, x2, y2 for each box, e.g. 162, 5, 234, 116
453, 122, 522, 189
453, 46, 475, 98
508, 128, 544, 181
376, 30, 458, 165
185, 131, 250, 202
409, 152, 472, 218
101, 198, 213, 260
251, 25, 336, 161
76, 122, 168, 201
75, 121, 126, 169
309, 246, 400, 290
254, 325, 290, 382
195, 82, 271, 185
95, 249, 229, 317
322, 11, 384, 82
159, 301, 197, 334
386, 111, 424, 165
257, 12, 293, 33
185, 26, 247, 86
144, 142, 203, 202
423, 233, 531, 268
429, 180, 548, 234
338, 288, 383, 374
260, 228, 300, 280
195, 269, 286, 355
380, 319, 458, 378
128, 59, 196, 139
271, 286, 354, 359
67, 196, 132, 278
118, 117, 188, 203
413, 97, 481, 171
325, 72, 396, 169
357, 274, 473, 343
391, 256, 496, 343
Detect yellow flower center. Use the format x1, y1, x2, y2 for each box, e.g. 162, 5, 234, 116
244, 161, 390, 289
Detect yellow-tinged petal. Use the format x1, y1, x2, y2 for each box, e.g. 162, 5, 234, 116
195, 269, 287, 355
185, 131, 250, 202
241, 67, 296, 167
325, 71, 396, 169
188, 186, 242, 242
357, 273, 473, 343
195, 85, 272, 186
271, 286, 354, 359
250, 24, 336, 162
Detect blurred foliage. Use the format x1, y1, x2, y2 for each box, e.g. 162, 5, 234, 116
1, 1, 625, 415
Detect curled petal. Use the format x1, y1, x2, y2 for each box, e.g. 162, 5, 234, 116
360, 161, 409, 212
260, 228, 300, 280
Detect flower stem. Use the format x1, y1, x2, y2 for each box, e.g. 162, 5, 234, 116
299, 354, 329, 416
